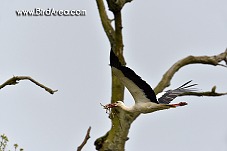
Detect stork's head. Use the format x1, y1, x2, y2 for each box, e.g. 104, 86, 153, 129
102, 101, 128, 112
113, 101, 124, 107
109, 101, 132, 112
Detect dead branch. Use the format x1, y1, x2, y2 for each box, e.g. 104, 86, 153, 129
0, 76, 58, 94
154, 49, 227, 94
96, 0, 126, 65
77, 126, 91, 151
96, 0, 115, 47
181, 86, 227, 97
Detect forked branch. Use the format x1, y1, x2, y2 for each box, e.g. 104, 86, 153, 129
96, 0, 115, 46
0, 76, 57, 94
154, 49, 227, 94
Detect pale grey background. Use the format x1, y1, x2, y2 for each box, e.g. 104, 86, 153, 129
0, 1, 227, 151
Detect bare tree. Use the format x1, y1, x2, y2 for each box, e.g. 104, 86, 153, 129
95, 0, 227, 151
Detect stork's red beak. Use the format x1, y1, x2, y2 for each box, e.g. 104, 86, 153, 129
104, 103, 117, 109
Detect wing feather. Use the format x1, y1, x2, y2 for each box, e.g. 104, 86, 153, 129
157, 80, 198, 104
110, 50, 158, 104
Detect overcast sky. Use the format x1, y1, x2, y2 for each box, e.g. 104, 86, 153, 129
1, 1, 227, 151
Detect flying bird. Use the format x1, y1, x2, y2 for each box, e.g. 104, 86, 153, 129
106, 49, 197, 114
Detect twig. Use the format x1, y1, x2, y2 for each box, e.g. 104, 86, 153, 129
0, 76, 58, 94
154, 49, 227, 94
181, 86, 227, 97
77, 126, 91, 151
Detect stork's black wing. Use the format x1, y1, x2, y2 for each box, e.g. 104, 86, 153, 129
110, 49, 158, 104
157, 80, 197, 104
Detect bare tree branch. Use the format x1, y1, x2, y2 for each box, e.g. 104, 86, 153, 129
0, 76, 58, 94
77, 126, 91, 151
154, 49, 227, 94
96, 0, 128, 66
96, 0, 115, 46
112, 10, 126, 65
181, 86, 227, 97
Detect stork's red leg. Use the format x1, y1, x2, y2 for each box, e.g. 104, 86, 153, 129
170, 102, 187, 107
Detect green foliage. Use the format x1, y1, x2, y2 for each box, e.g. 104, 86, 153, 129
0, 134, 23, 151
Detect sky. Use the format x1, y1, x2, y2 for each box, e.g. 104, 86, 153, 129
0, 0, 227, 151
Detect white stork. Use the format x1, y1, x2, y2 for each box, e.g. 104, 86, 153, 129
105, 49, 197, 114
